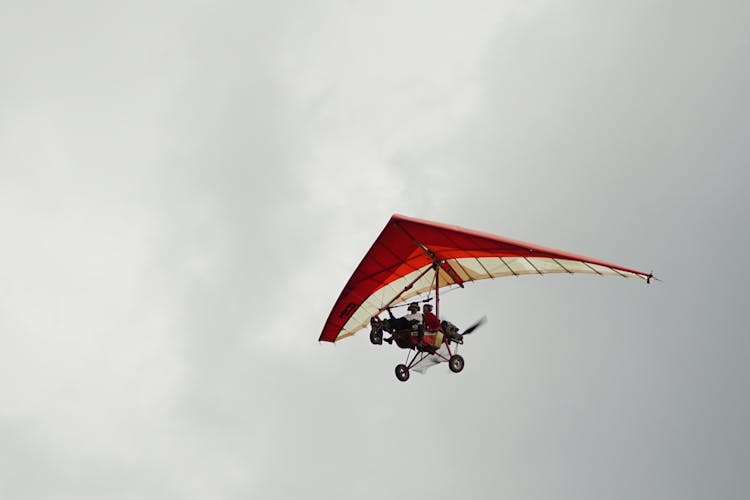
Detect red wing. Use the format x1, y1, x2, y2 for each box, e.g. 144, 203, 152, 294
319, 214, 652, 343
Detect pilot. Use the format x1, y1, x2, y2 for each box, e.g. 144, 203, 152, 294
386, 302, 422, 330
404, 302, 423, 323
384, 302, 423, 344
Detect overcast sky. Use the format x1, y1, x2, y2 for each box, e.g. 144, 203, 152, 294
1, 1, 748, 498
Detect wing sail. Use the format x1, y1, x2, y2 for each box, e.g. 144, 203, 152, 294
319, 214, 652, 342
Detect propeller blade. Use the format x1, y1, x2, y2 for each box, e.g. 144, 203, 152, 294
462, 316, 487, 335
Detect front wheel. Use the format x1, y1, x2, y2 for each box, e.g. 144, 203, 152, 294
395, 364, 410, 382
449, 354, 464, 373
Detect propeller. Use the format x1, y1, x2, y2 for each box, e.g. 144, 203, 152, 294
461, 316, 487, 336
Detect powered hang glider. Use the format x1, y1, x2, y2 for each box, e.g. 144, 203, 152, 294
319, 214, 654, 381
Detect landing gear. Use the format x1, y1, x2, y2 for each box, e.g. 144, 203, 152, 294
395, 364, 410, 382
449, 354, 464, 373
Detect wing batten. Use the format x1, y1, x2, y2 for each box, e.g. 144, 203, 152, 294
524, 257, 543, 275
608, 265, 629, 279
475, 257, 495, 279
582, 261, 604, 276
500, 257, 520, 277
552, 258, 574, 274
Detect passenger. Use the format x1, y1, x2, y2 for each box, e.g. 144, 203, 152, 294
421, 303, 441, 332
423, 304, 463, 343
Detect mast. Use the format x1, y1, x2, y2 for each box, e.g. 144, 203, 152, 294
434, 260, 440, 320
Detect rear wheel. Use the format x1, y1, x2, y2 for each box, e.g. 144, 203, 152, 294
395, 364, 410, 382
449, 354, 464, 373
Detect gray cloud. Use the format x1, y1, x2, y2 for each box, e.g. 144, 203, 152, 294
1, 1, 748, 499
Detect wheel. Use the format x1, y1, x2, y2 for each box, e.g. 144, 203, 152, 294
395, 364, 410, 382
449, 354, 464, 373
